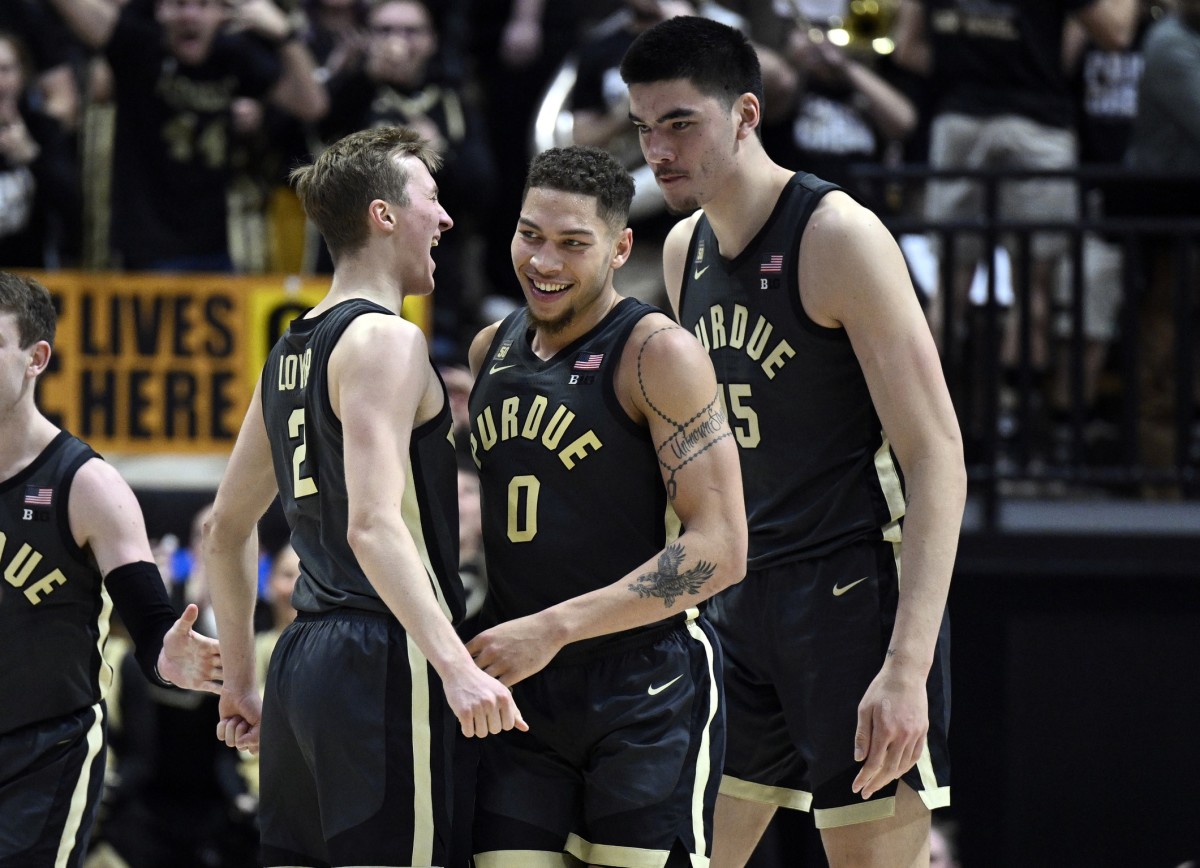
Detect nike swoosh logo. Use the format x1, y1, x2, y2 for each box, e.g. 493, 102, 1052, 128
647, 674, 683, 696
832, 577, 869, 597
489, 363, 517, 374
693, 265, 709, 279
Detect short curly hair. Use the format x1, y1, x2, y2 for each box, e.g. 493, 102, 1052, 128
522, 146, 635, 233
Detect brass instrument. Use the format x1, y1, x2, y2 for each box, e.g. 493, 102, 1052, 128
785, 0, 900, 55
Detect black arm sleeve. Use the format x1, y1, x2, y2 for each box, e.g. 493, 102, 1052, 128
105, 561, 177, 687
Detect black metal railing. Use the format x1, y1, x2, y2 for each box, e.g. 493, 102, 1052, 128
850, 164, 1200, 524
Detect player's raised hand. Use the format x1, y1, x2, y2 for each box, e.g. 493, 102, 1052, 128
157, 602, 223, 694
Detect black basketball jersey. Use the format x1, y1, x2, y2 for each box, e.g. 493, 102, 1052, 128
678, 173, 906, 569
0, 430, 108, 734
262, 299, 463, 623
468, 298, 683, 663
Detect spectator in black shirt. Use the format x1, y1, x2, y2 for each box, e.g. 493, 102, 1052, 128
48, 0, 328, 272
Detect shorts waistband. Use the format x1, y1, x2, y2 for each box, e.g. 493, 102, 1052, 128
294, 607, 396, 624
549, 610, 701, 667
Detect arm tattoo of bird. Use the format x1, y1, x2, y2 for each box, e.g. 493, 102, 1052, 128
628, 543, 717, 607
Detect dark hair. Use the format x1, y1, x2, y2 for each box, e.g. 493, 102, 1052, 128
289, 126, 442, 261
619, 15, 763, 110
0, 271, 56, 349
522, 146, 635, 232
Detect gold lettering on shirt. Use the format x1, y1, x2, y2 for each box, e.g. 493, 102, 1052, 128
470, 397, 603, 468
692, 304, 795, 379
0, 532, 69, 604
277, 349, 312, 391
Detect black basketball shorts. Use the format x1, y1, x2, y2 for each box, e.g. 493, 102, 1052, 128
473, 614, 724, 868
710, 538, 951, 829
259, 609, 455, 867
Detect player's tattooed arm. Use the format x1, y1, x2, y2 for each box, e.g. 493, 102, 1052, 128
628, 543, 717, 608
637, 326, 733, 500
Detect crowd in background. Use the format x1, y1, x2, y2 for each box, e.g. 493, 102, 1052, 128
3, 0, 1193, 865
7, 0, 1198, 495
7, 0, 1191, 367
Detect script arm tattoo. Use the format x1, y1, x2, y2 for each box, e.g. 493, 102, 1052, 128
628, 543, 717, 607
637, 327, 733, 500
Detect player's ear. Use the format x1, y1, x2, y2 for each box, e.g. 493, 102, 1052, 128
611, 227, 633, 269
735, 93, 760, 140
368, 198, 395, 231
27, 340, 51, 379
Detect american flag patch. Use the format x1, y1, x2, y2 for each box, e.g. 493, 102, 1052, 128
573, 352, 604, 371
24, 486, 53, 506
760, 254, 783, 273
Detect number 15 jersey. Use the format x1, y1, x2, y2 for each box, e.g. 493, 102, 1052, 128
678, 173, 906, 570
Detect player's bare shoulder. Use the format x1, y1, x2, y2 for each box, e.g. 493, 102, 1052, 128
326, 311, 438, 417
67, 456, 147, 552
663, 211, 705, 312
800, 190, 897, 326
618, 312, 716, 422
803, 189, 876, 248
467, 321, 503, 377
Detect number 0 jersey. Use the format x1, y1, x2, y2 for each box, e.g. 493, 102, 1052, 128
0, 430, 108, 734
262, 299, 463, 622
468, 299, 683, 663
678, 173, 906, 569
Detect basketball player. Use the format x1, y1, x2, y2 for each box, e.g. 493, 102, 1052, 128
465, 145, 747, 868
621, 17, 966, 867
202, 127, 524, 868
0, 270, 223, 867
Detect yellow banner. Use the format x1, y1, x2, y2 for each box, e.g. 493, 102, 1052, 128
24, 271, 428, 455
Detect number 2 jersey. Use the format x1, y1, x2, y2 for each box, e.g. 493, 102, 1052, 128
0, 431, 108, 735
262, 298, 463, 623
678, 172, 906, 570
468, 298, 685, 663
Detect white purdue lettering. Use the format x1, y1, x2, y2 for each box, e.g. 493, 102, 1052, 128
540, 406, 574, 450
501, 396, 520, 440
0, 536, 67, 604
22, 509, 32, 521
760, 278, 769, 290
762, 340, 796, 379
708, 304, 727, 349
729, 304, 749, 349
3, 539, 42, 588
472, 396, 602, 467
559, 431, 602, 469
521, 395, 548, 439
695, 304, 795, 377
745, 317, 773, 361
25, 570, 67, 604
477, 406, 498, 450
